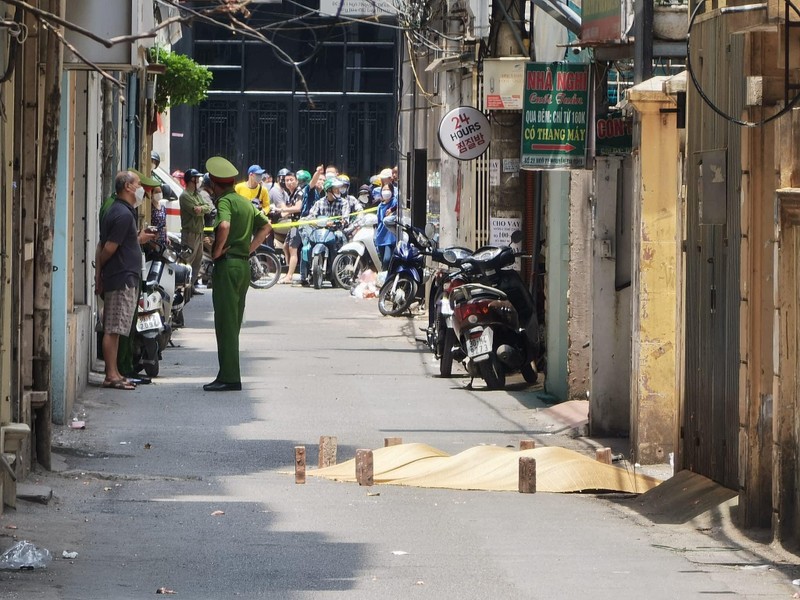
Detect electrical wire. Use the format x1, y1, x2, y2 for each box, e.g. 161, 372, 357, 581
687, 0, 799, 127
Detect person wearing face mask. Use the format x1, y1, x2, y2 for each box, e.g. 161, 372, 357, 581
95, 171, 159, 390
148, 184, 168, 245
374, 182, 398, 271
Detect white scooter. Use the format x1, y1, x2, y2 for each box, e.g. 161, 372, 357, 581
134, 239, 190, 377
331, 212, 381, 289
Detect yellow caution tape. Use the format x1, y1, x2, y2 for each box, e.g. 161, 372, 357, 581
203, 206, 378, 233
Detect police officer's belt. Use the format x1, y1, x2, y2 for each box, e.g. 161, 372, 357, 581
214, 253, 249, 262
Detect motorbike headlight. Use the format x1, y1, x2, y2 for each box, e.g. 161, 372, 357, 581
162, 248, 178, 263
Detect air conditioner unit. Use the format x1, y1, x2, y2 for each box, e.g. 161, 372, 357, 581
64, 0, 155, 70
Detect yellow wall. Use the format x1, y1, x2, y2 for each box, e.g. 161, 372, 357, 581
628, 79, 681, 464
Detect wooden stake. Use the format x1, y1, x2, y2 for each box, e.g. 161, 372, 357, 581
384, 437, 403, 447
318, 436, 338, 468
519, 439, 536, 450
294, 446, 306, 484
595, 447, 612, 465
519, 457, 537, 493
355, 449, 374, 486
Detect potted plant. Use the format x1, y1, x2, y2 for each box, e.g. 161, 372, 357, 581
147, 47, 213, 113
653, 0, 689, 41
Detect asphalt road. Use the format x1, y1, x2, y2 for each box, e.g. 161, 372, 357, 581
0, 283, 797, 599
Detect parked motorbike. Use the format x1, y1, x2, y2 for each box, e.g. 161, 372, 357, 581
133, 239, 191, 377
299, 219, 346, 289
424, 244, 474, 377
377, 220, 432, 316
166, 231, 196, 328
331, 212, 381, 289
448, 231, 540, 389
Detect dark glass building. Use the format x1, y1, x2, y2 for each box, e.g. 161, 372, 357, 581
170, 1, 399, 187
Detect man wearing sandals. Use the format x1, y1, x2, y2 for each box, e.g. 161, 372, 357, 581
96, 171, 158, 390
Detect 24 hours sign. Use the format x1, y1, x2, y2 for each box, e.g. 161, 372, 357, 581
438, 106, 490, 161
521, 62, 591, 170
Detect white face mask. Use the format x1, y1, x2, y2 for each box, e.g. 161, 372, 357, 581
153, 191, 165, 208
381, 189, 392, 201
134, 185, 145, 207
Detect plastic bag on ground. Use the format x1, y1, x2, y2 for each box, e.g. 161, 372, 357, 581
359, 269, 376, 284
0, 540, 53, 569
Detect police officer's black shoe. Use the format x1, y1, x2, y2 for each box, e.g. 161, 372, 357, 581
203, 380, 242, 392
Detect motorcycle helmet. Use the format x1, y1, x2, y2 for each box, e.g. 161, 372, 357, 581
183, 168, 201, 184
338, 174, 350, 191
202, 172, 212, 188
295, 169, 311, 185
151, 150, 161, 164
278, 168, 291, 178
322, 178, 343, 193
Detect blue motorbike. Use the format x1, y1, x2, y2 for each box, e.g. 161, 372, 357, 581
299, 220, 345, 289
377, 220, 432, 316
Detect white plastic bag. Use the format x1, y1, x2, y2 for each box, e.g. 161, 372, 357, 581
0, 540, 52, 570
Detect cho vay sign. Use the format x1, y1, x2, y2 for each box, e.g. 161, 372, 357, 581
521, 62, 591, 170
438, 106, 490, 161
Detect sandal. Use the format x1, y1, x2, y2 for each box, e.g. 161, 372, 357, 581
102, 378, 136, 390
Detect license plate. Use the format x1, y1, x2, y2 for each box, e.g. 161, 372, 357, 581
136, 312, 161, 332
466, 329, 492, 357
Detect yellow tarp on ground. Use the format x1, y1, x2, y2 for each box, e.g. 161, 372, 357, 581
308, 443, 661, 494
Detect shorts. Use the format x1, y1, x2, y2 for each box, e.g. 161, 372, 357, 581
285, 226, 302, 249
102, 284, 138, 336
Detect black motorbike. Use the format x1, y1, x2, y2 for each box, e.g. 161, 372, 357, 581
447, 231, 540, 389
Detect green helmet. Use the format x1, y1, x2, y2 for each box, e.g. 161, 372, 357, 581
295, 170, 311, 185
323, 177, 343, 193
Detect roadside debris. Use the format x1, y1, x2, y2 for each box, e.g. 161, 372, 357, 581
156, 587, 177, 594
0, 540, 52, 570
210, 510, 225, 516
61, 550, 78, 559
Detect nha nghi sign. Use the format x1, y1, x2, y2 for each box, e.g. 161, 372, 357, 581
521, 62, 591, 170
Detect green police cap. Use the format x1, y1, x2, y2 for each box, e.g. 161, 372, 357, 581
206, 156, 239, 182
129, 168, 160, 188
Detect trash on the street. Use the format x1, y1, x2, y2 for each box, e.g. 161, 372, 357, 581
144, 443, 152, 450
69, 420, 85, 429
156, 587, 177, 594
61, 550, 78, 559
0, 540, 53, 570
391, 550, 408, 556
792, 578, 800, 586
4, 524, 17, 530
210, 510, 225, 516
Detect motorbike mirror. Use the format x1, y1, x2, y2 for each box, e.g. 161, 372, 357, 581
383, 214, 398, 228
510, 229, 523, 244
424, 223, 435, 239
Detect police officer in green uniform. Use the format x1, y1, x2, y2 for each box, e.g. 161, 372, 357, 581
203, 156, 272, 392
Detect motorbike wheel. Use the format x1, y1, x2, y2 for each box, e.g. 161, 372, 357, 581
331, 253, 357, 289
142, 339, 160, 378
312, 255, 324, 289
378, 274, 417, 316
249, 252, 281, 289
479, 355, 506, 390
439, 327, 456, 378
520, 361, 538, 384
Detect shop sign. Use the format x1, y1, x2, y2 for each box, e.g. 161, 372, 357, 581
438, 106, 490, 161
595, 112, 632, 156
521, 62, 591, 170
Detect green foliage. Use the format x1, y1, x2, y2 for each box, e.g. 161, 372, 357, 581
148, 47, 213, 111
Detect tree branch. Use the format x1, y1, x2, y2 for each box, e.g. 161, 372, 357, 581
40, 20, 123, 88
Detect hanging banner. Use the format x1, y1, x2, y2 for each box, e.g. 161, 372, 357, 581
438, 106, 491, 161
521, 62, 591, 170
